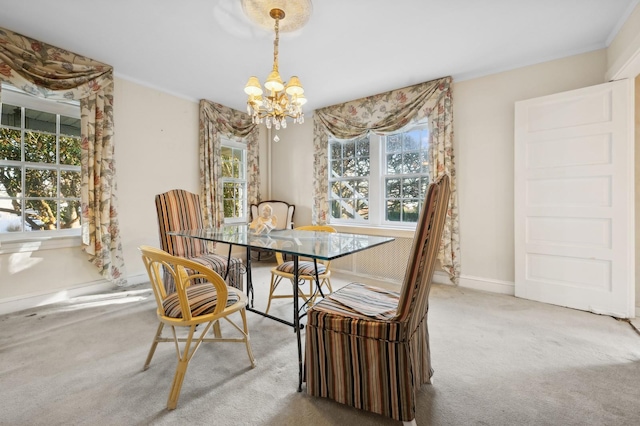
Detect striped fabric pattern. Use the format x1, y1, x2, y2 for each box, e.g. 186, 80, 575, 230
325, 282, 399, 320
305, 175, 451, 422
275, 260, 327, 276
162, 282, 240, 318
155, 189, 243, 292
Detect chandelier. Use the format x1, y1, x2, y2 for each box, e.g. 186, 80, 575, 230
243, 7, 306, 130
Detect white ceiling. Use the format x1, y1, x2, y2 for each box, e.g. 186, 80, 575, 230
0, 0, 637, 112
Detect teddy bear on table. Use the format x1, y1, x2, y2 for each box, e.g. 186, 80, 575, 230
250, 203, 277, 234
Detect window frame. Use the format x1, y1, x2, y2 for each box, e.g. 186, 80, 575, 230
0, 84, 82, 246
220, 136, 248, 224
328, 118, 430, 229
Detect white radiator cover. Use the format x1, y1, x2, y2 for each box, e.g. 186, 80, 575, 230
331, 236, 413, 284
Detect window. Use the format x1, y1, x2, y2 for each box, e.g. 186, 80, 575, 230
329, 119, 430, 227
221, 138, 247, 223
0, 85, 82, 238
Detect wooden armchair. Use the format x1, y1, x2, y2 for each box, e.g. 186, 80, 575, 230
266, 225, 336, 314
304, 175, 451, 425
249, 200, 295, 260
139, 246, 256, 409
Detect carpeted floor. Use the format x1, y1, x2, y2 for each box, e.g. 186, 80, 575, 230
1, 261, 639, 426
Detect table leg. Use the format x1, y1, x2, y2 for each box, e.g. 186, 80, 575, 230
245, 246, 254, 307
293, 255, 303, 392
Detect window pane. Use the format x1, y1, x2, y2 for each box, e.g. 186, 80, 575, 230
0, 166, 22, 196
403, 131, 421, 151
387, 153, 402, 174
403, 178, 421, 198
330, 159, 342, 177
233, 149, 244, 179
60, 116, 81, 137
1, 128, 21, 161
0, 200, 22, 232
354, 179, 369, 198
223, 199, 235, 218
59, 136, 81, 166
25, 168, 56, 197
402, 199, 420, 222
60, 200, 81, 229
355, 157, 370, 175
221, 146, 232, 178
341, 180, 355, 198
1, 103, 22, 127
330, 141, 342, 159
404, 152, 421, 173
60, 170, 81, 198
25, 132, 56, 163
25, 108, 56, 133
386, 178, 401, 198
386, 200, 401, 222
330, 181, 341, 197
421, 151, 430, 174
421, 177, 430, 197
386, 134, 402, 152
356, 138, 369, 156
343, 140, 355, 158
25, 199, 58, 231
343, 158, 357, 177
356, 199, 369, 219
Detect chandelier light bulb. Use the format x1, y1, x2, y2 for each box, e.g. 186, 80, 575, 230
243, 6, 307, 133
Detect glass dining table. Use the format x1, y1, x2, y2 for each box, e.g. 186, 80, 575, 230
169, 224, 395, 391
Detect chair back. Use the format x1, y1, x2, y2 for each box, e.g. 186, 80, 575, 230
139, 245, 229, 321
250, 200, 295, 230
155, 189, 207, 258
275, 224, 336, 265
395, 174, 451, 329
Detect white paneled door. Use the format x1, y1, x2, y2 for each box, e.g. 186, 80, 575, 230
514, 79, 635, 318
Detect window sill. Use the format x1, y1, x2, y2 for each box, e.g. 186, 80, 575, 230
330, 224, 415, 239
0, 234, 82, 254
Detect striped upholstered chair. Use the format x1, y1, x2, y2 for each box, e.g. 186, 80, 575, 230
155, 189, 243, 293
304, 174, 451, 425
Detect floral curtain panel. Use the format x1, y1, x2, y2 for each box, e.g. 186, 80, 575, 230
313, 76, 460, 283
0, 26, 127, 285
199, 100, 260, 227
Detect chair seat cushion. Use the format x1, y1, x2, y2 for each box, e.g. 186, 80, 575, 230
162, 283, 240, 318
275, 260, 326, 276
307, 283, 402, 341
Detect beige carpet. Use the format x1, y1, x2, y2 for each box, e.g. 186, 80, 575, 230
1, 261, 639, 426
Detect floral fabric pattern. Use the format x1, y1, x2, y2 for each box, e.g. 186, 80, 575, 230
313, 76, 460, 283
198, 100, 260, 228
0, 26, 127, 285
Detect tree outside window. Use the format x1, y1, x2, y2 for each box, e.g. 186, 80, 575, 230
0, 92, 81, 235
221, 140, 247, 223
328, 120, 430, 226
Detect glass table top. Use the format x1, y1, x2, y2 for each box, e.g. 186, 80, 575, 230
169, 225, 395, 261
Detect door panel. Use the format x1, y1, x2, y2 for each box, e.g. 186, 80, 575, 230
514, 79, 635, 318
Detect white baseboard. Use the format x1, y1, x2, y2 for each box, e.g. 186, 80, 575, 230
335, 269, 516, 296
0, 273, 149, 316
